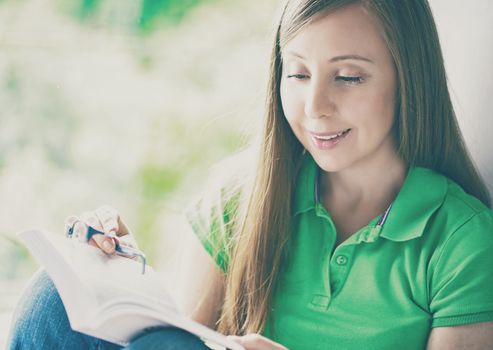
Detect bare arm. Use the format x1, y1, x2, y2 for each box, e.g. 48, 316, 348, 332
168, 216, 225, 329
427, 322, 493, 350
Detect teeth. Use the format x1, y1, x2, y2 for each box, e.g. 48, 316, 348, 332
317, 133, 342, 140
315, 129, 350, 140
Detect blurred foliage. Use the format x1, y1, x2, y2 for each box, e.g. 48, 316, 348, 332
0, 0, 274, 277
139, 0, 206, 31
0, 236, 38, 280
60, 0, 210, 33
79, 0, 101, 18
134, 118, 244, 259
140, 165, 183, 201
0, 63, 77, 169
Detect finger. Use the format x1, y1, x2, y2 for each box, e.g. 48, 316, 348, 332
116, 233, 138, 248
79, 211, 114, 253
115, 216, 132, 237
227, 335, 250, 347
226, 336, 245, 350
227, 334, 288, 350
71, 220, 88, 242
95, 205, 120, 235
227, 335, 242, 343
80, 211, 104, 232
247, 334, 287, 349
64, 215, 79, 237
95, 205, 132, 237
90, 232, 115, 254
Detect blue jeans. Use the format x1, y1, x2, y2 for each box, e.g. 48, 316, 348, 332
7, 269, 210, 350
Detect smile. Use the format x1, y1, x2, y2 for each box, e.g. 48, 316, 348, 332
311, 128, 352, 141
309, 128, 352, 150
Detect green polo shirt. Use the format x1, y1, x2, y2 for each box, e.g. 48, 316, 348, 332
185, 154, 493, 349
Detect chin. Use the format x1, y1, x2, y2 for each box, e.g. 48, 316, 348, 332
310, 152, 352, 173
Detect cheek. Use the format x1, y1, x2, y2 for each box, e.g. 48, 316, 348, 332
373, 87, 397, 131
377, 72, 398, 128
280, 79, 302, 123
350, 85, 396, 135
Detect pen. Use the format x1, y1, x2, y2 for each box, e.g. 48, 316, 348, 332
66, 221, 147, 274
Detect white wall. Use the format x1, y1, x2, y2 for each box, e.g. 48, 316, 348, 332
429, 1, 493, 197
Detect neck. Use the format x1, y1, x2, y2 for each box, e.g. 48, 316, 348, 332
320, 146, 407, 213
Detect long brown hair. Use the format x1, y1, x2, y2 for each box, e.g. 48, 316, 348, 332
217, 0, 491, 336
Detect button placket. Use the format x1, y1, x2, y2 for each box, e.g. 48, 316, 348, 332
335, 254, 348, 266
329, 246, 355, 296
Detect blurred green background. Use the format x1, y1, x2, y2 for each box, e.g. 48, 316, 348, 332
0, 0, 277, 341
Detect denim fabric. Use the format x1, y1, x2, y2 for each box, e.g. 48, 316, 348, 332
7, 269, 122, 350
125, 328, 209, 350
7, 269, 210, 350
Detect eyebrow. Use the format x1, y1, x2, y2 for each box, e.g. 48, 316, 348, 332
284, 50, 374, 64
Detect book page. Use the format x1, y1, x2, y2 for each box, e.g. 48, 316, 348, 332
30, 230, 177, 310
18, 230, 245, 350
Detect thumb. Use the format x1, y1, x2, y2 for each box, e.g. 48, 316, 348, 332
90, 234, 115, 254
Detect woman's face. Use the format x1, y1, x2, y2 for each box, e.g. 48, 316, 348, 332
280, 4, 398, 173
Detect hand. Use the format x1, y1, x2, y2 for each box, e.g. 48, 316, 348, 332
226, 334, 288, 350
64, 205, 138, 255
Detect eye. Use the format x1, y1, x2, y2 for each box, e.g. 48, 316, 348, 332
336, 76, 364, 85
286, 74, 309, 80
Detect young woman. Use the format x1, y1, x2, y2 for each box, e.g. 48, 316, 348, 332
8, 0, 493, 349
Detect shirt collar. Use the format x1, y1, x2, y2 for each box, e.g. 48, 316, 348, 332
293, 153, 448, 242
379, 167, 447, 241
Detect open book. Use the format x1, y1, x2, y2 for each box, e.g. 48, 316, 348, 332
17, 229, 244, 350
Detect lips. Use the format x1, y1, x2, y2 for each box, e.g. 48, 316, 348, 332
309, 128, 352, 150
310, 128, 352, 140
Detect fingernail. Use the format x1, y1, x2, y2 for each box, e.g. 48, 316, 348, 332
102, 239, 113, 251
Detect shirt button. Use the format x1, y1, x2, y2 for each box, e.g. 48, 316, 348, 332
335, 255, 348, 266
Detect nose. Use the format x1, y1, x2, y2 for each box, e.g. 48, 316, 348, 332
304, 78, 336, 119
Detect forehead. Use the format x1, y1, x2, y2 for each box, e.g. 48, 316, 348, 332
282, 4, 391, 64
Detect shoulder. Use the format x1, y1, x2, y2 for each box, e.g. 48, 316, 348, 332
398, 166, 493, 253
383, 167, 491, 243
199, 147, 256, 197
419, 171, 493, 325
408, 166, 493, 232
422, 168, 493, 277
186, 147, 256, 215
437, 170, 493, 234
182, 147, 256, 271
444, 173, 490, 214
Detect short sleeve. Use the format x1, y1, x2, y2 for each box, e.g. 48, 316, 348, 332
430, 209, 493, 327
183, 186, 241, 273
182, 149, 254, 273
